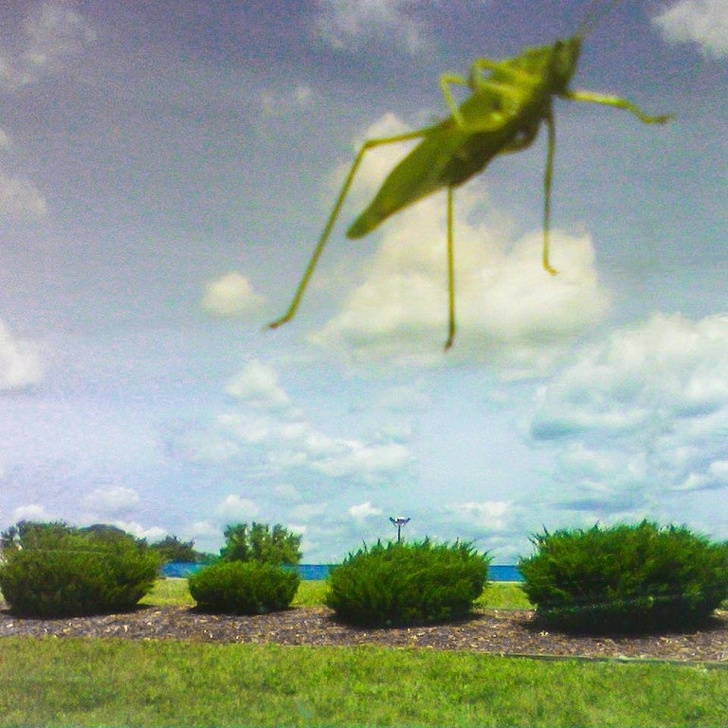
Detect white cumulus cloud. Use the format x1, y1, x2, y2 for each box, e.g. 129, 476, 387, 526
225, 360, 293, 412
308, 114, 609, 372
0, 168, 47, 217
176, 359, 415, 487
530, 313, 728, 518
653, 0, 728, 57
11, 503, 50, 523
348, 501, 383, 520
202, 272, 265, 318
288, 502, 328, 522
313, 0, 427, 54
0, 2, 96, 92
314, 440, 411, 480
112, 521, 166, 543
261, 83, 314, 116
82, 487, 140, 518
531, 313, 728, 440
214, 494, 260, 523
446, 501, 513, 532
0, 320, 43, 390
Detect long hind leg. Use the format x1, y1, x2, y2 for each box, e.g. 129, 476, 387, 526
268, 127, 433, 330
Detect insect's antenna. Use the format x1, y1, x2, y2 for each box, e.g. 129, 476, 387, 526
576, 0, 624, 39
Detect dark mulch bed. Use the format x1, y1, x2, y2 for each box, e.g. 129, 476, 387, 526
2, 604, 727, 664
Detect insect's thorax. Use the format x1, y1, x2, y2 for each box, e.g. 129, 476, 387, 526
439, 37, 581, 187
467, 36, 581, 117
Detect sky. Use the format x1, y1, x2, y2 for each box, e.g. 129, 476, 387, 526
1, 0, 727, 563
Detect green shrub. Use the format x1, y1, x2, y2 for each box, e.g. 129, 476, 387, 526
518, 521, 728, 634
0, 525, 161, 618
325, 539, 490, 627
188, 561, 300, 614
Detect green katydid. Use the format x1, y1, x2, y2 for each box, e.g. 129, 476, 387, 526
269, 5, 671, 349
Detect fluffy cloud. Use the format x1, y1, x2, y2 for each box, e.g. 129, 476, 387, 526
176, 359, 415, 487
112, 521, 166, 543
11, 503, 50, 523
0, 2, 96, 92
531, 314, 728, 440
653, 0, 728, 57
0, 168, 47, 217
226, 360, 293, 412
214, 494, 260, 523
310, 114, 609, 372
373, 382, 430, 441
314, 440, 411, 479
446, 501, 513, 532
530, 313, 728, 518
214, 409, 414, 485
82, 486, 140, 518
0, 320, 43, 390
348, 501, 383, 520
313, 0, 427, 54
261, 84, 314, 116
288, 502, 328, 522
201, 272, 265, 318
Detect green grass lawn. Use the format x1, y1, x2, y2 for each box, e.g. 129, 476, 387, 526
3, 580, 726, 728
1, 637, 725, 728
140, 577, 533, 610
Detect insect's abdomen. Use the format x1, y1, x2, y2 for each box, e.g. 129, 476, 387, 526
347, 118, 536, 239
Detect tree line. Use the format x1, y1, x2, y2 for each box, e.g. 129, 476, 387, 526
0, 520, 302, 567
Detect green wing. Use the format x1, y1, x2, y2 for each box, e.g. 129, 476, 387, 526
346, 55, 553, 240
346, 115, 538, 239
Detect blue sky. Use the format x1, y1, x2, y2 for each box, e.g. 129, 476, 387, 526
1, 0, 726, 562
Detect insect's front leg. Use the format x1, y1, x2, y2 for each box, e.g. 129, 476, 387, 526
470, 58, 538, 91
439, 74, 469, 127
268, 128, 433, 331
564, 90, 672, 125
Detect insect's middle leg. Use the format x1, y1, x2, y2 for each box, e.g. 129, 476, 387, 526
542, 111, 558, 276
439, 74, 469, 127
444, 185, 456, 350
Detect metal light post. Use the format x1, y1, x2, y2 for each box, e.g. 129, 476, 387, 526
389, 516, 410, 543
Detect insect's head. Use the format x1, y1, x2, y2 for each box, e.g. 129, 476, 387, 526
550, 37, 581, 93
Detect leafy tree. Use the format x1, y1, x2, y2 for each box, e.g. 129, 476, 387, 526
80, 524, 146, 548
151, 535, 199, 563
1, 521, 147, 554
2, 521, 75, 550
220, 522, 302, 566
1, 524, 20, 552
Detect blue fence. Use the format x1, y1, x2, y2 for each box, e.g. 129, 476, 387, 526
161, 562, 523, 581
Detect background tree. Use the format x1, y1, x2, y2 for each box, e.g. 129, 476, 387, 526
1, 521, 148, 553
80, 524, 146, 548
1, 524, 20, 552
220, 522, 302, 566
150, 535, 199, 563
2, 521, 75, 550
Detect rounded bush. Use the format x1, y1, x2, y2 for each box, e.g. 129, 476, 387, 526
0, 532, 161, 618
325, 539, 490, 628
518, 521, 728, 634
188, 561, 300, 614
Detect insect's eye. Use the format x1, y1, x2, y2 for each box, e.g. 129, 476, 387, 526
551, 38, 580, 87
